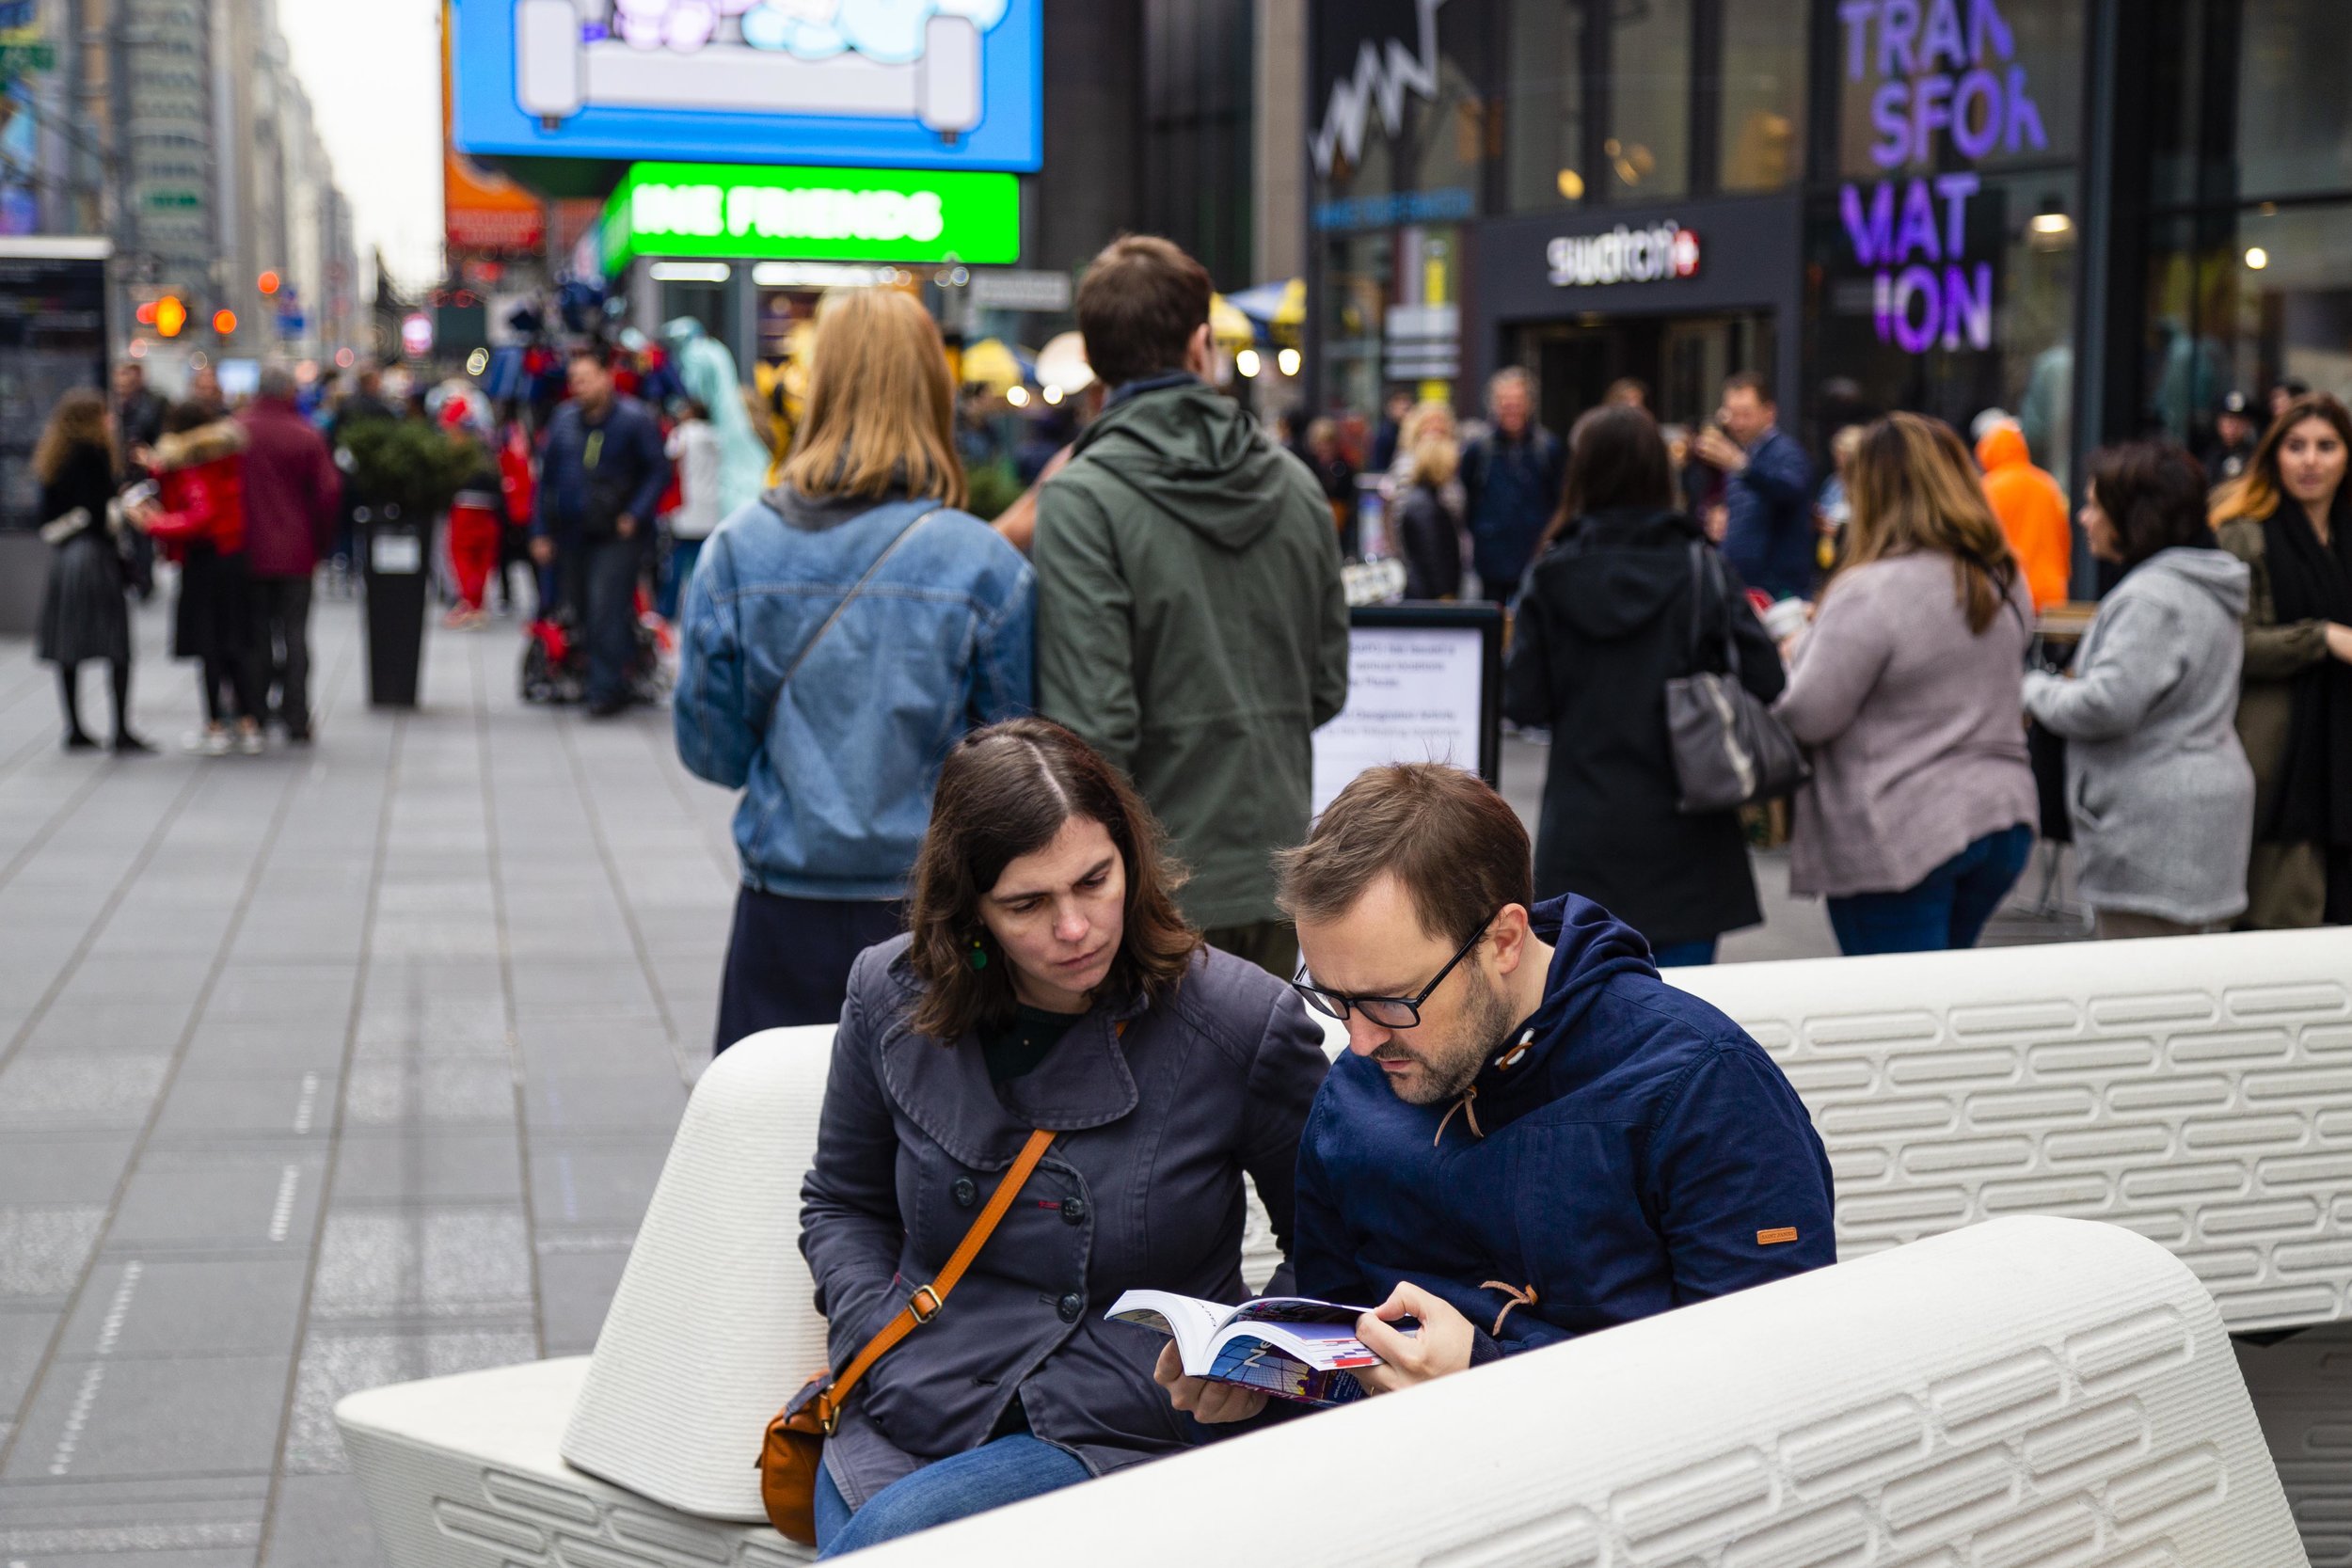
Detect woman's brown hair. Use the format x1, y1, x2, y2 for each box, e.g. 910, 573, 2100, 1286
2211, 391, 2352, 529
1834, 411, 2020, 635
33, 388, 112, 486
2088, 439, 2215, 569
780, 287, 967, 509
1539, 403, 1675, 551
906, 718, 1200, 1040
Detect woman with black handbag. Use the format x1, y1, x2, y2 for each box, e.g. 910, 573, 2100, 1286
33, 388, 151, 753
1503, 404, 1785, 966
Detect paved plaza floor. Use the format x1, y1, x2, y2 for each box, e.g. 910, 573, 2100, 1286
0, 591, 2076, 1566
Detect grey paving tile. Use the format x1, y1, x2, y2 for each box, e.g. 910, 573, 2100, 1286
0, 1477, 265, 1558
206, 967, 361, 1020
0, 1306, 61, 1417
0, 1053, 173, 1130
340, 1059, 515, 1127
537, 1249, 629, 1357
0, 1207, 106, 1298
262, 1471, 384, 1568
528, 1141, 671, 1231
519, 1069, 688, 1136
330, 1129, 523, 1206
0, 1134, 135, 1204
283, 1327, 535, 1474
150, 1073, 336, 1144
512, 1016, 680, 1074
108, 1153, 325, 1254
508, 961, 659, 1016
177, 1024, 352, 1080
309, 1208, 533, 1323
3, 1351, 290, 1481
58, 1258, 309, 1360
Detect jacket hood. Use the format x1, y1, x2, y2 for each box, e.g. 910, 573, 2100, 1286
1468, 894, 1656, 1101
1535, 507, 1703, 641
2132, 544, 2251, 617
1068, 381, 1295, 552
1976, 423, 2031, 472
152, 419, 246, 473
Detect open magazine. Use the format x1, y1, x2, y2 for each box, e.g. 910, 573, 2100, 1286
1107, 1291, 1401, 1406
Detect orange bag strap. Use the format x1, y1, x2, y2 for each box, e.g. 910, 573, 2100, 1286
810, 1125, 1057, 1433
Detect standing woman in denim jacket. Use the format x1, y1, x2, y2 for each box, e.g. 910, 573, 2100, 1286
676, 288, 1035, 1048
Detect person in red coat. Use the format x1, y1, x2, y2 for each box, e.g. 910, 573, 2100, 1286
238, 365, 342, 741
130, 402, 266, 755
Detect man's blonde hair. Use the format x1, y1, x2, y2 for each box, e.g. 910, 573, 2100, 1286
781, 287, 966, 509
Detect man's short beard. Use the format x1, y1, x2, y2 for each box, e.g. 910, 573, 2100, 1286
1378, 970, 1518, 1106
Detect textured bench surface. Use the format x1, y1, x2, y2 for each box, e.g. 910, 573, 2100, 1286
850, 1217, 2303, 1568
1670, 929, 2352, 1333
338, 1356, 809, 1568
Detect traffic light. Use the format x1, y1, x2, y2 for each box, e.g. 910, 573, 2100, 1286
154, 296, 186, 338
135, 300, 158, 326
258, 271, 280, 296
214, 309, 237, 335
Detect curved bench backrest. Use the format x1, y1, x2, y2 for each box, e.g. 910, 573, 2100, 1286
849, 1216, 2301, 1568
1670, 928, 2352, 1333
561, 1026, 836, 1522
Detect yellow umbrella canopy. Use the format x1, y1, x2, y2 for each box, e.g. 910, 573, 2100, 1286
961, 337, 1024, 394
1209, 293, 1256, 349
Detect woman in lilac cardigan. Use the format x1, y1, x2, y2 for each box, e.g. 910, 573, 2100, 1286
1773, 414, 2040, 955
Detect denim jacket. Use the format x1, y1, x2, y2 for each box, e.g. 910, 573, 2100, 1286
675, 489, 1034, 899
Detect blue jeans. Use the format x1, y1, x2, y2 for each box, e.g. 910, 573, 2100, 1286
1650, 938, 1719, 967
657, 536, 703, 623
559, 533, 644, 707
1826, 824, 2033, 957
815, 1437, 1091, 1558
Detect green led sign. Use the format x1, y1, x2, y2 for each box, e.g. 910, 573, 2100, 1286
603, 162, 1020, 273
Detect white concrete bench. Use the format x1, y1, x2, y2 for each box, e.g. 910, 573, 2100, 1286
1668, 928, 2352, 1335
844, 1215, 2302, 1568
340, 930, 2352, 1566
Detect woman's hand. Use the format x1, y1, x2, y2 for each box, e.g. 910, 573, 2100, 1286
1353, 1282, 1475, 1394
1153, 1340, 1266, 1424
2327, 622, 2352, 664
123, 499, 159, 532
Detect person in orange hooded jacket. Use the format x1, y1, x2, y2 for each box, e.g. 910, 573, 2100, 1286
1976, 420, 2073, 610
129, 401, 266, 755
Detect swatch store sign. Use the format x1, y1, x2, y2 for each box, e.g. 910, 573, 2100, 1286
1547, 222, 1702, 289
1836, 0, 2047, 354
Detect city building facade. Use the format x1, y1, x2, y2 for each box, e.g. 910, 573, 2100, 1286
1300, 0, 2351, 500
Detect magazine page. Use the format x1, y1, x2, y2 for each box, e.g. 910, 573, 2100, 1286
1105, 1290, 1232, 1370
1212, 1318, 1381, 1372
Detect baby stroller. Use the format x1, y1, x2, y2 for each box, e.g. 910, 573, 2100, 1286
519, 587, 674, 705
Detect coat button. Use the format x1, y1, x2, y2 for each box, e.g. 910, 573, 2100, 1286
1057, 1292, 1084, 1323
1061, 1196, 1088, 1226
951, 1178, 977, 1209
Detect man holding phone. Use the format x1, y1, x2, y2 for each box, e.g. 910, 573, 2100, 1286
1693, 372, 1815, 602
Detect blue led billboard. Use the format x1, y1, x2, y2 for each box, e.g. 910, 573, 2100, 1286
453, 1, 1041, 173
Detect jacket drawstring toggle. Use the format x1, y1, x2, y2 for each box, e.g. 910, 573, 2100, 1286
1482, 1280, 1538, 1336
1434, 1085, 1483, 1146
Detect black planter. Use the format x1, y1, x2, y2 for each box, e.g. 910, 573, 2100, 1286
360, 503, 431, 708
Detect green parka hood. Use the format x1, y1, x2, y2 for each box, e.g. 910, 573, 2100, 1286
1069, 380, 1296, 552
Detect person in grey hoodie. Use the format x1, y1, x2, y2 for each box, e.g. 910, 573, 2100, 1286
1033, 236, 1349, 979
2025, 441, 2255, 938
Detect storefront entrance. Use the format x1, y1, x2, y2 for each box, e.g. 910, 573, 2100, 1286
1508, 310, 1777, 436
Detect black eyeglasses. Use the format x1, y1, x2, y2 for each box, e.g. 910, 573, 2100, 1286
1291, 919, 1493, 1030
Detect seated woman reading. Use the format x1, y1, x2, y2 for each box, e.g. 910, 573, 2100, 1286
798, 718, 1332, 1556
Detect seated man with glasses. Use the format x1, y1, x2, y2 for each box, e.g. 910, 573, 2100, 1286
1157, 762, 1834, 1422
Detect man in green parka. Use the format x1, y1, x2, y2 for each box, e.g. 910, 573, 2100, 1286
1034, 236, 1350, 976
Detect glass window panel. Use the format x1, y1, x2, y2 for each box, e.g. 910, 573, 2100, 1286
1720, 0, 1806, 192
1505, 0, 1586, 213
2236, 0, 2352, 200
1606, 0, 1690, 199
1836, 0, 2084, 181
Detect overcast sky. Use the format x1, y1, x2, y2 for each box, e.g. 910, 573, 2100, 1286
278, 0, 446, 294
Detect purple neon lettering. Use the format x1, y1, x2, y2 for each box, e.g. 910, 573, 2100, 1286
1969, 0, 2014, 63
1920, 0, 1967, 70
1935, 172, 1979, 254
1895, 178, 1943, 261
1943, 263, 1994, 350
1880, 0, 1919, 76
1841, 182, 1895, 264
2005, 64, 2046, 151
1890, 264, 1941, 353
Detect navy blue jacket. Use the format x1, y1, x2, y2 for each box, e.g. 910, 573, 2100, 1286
1463, 426, 1565, 596
1720, 426, 1816, 601
532, 394, 669, 543
1293, 894, 1834, 1362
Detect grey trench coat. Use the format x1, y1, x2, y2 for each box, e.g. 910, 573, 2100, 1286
799, 936, 1331, 1508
